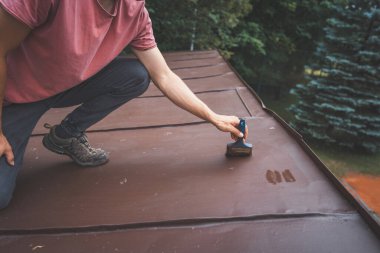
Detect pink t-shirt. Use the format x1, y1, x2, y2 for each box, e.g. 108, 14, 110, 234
0, 0, 156, 103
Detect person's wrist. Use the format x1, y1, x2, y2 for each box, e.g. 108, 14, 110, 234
207, 111, 219, 126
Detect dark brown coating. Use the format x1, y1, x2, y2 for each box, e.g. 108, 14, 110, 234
33, 90, 253, 135
144, 72, 245, 97
2, 216, 380, 253
1, 122, 355, 230
0, 50, 379, 252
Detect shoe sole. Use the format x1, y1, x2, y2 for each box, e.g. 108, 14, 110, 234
42, 134, 109, 167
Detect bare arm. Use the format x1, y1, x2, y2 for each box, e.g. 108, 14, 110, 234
132, 47, 246, 139
0, 6, 31, 166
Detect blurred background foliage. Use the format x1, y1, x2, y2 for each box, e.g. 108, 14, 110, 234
146, 0, 380, 176
290, 1, 380, 153
147, 0, 252, 56
148, 0, 342, 95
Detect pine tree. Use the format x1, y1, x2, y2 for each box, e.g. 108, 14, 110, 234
146, 0, 252, 55
289, 1, 380, 153
230, 0, 339, 98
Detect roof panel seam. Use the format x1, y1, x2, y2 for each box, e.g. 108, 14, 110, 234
171, 63, 225, 71
138, 88, 242, 99
0, 212, 359, 237
182, 72, 233, 81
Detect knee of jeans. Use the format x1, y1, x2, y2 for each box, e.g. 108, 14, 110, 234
112, 60, 151, 96
133, 63, 150, 95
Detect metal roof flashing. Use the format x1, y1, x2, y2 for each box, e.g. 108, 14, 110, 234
0, 50, 379, 252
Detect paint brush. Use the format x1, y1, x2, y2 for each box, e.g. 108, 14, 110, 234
226, 119, 253, 157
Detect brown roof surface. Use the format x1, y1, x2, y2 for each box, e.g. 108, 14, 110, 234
1, 50, 379, 252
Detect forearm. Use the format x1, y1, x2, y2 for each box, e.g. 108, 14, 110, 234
133, 47, 243, 138
153, 71, 217, 124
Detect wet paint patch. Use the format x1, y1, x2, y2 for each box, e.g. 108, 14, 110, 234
282, 169, 296, 183
266, 170, 296, 185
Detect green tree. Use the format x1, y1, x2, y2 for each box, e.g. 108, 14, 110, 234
231, 0, 337, 98
147, 0, 344, 99
290, 1, 380, 153
147, 0, 252, 57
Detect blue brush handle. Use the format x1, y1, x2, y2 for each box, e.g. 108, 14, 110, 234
238, 119, 246, 139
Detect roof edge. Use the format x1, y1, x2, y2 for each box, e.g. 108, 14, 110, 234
217, 49, 380, 238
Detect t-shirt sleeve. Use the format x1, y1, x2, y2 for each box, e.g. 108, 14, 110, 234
0, 0, 55, 29
130, 7, 157, 51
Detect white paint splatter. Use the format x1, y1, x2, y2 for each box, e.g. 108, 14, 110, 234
32, 245, 45, 251
119, 177, 128, 185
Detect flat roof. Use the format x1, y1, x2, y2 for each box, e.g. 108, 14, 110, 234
0, 50, 379, 252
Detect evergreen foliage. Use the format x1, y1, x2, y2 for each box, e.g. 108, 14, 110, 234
146, 0, 252, 57
147, 0, 337, 97
231, 0, 334, 96
290, 1, 380, 153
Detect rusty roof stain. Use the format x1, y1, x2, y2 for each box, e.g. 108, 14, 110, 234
0, 50, 379, 252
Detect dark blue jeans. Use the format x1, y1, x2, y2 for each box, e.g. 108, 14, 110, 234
0, 58, 150, 209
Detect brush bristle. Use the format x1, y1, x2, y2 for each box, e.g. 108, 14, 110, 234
226, 143, 252, 157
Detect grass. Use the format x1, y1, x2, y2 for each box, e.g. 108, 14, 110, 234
260, 93, 380, 178
311, 144, 380, 177
260, 93, 297, 123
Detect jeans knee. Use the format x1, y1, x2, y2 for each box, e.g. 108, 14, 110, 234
110, 59, 150, 97
129, 61, 150, 96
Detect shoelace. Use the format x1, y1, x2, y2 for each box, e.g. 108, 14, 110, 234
77, 135, 99, 156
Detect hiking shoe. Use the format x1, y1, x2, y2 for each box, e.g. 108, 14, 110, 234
42, 125, 109, 166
